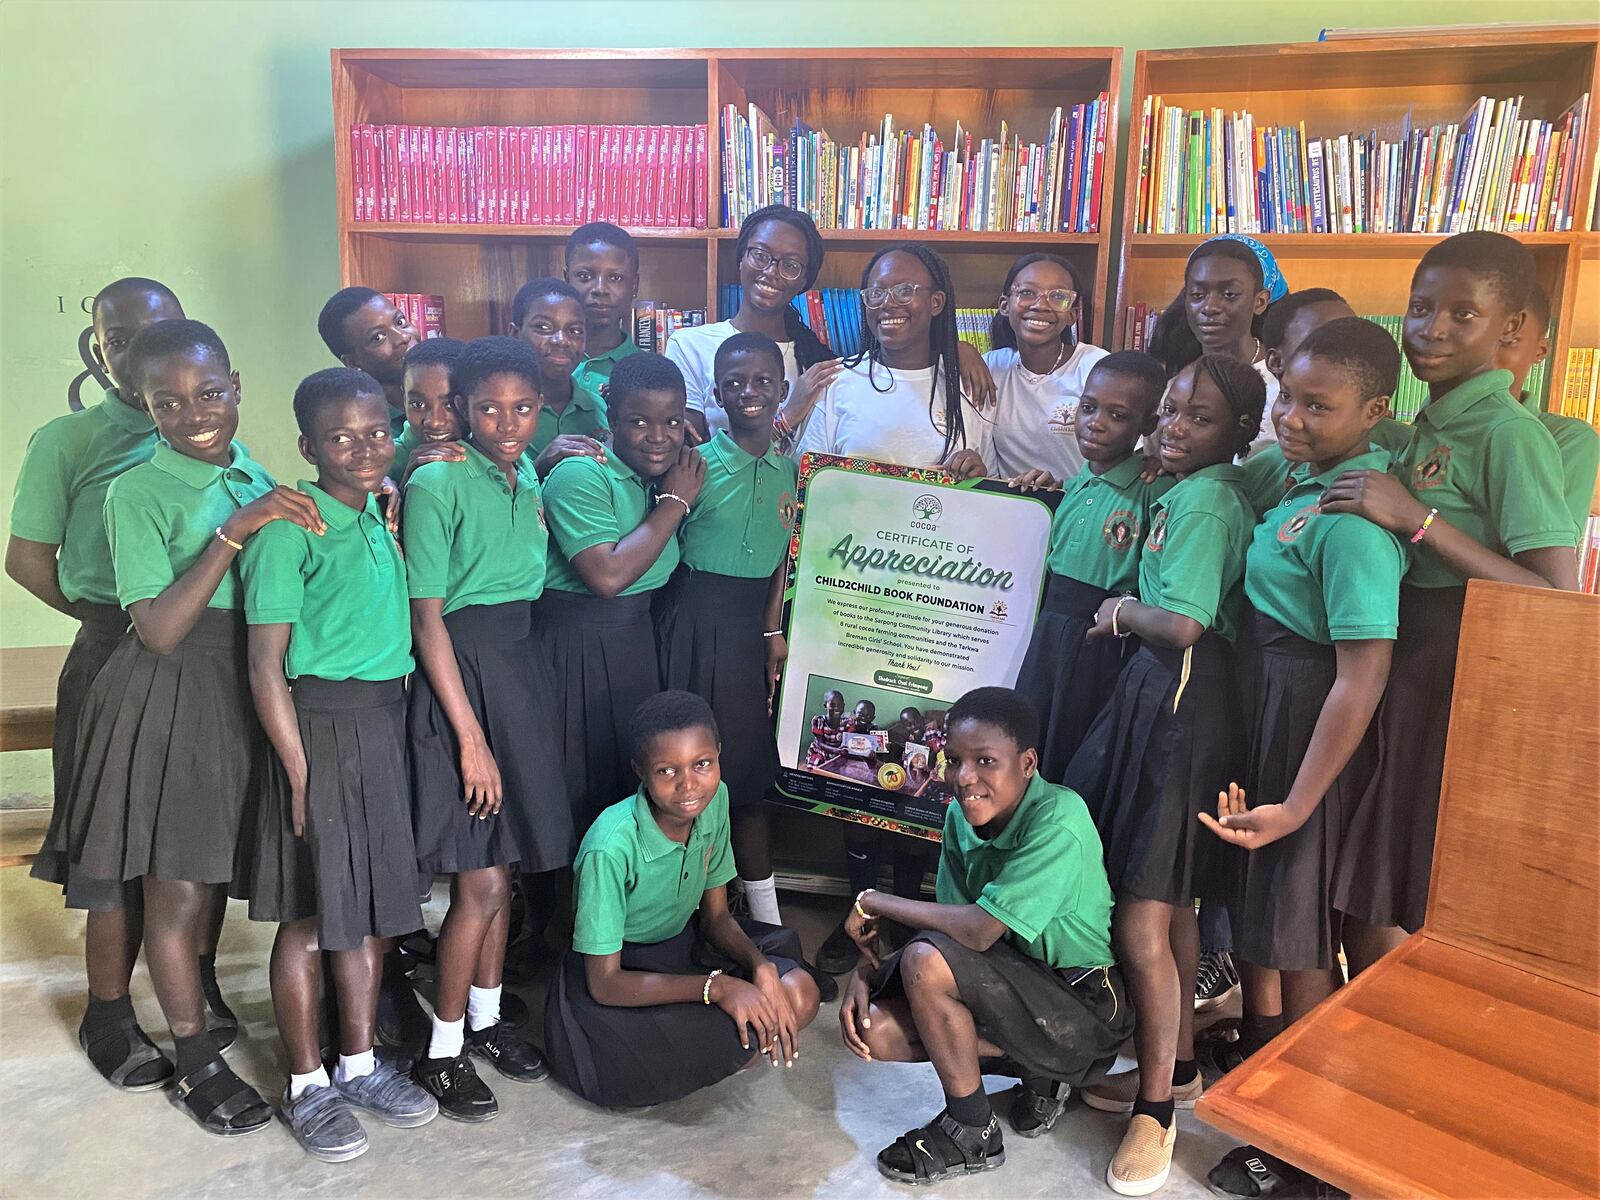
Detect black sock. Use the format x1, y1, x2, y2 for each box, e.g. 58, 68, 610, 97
1240, 1012, 1284, 1057
84, 993, 134, 1031
1172, 1058, 1198, 1088
1021, 1072, 1062, 1100
1132, 1096, 1176, 1128
944, 1084, 993, 1129
174, 1031, 220, 1079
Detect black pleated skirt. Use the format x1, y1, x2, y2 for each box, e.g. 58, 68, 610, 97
533, 589, 660, 834
31, 603, 141, 910
1014, 574, 1126, 783
53, 607, 262, 889
656, 569, 776, 807
544, 915, 804, 1109
1332, 585, 1465, 934
249, 677, 423, 952
870, 933, 1132, 1085
1064, 633, 1244, 905
1237, 615, 1376, 971
409, 602, 575, 875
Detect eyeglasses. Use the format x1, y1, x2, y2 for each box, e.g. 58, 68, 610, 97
1008, 287, 1078, 311
861, 282, 929, 309
744, 245, 807, 282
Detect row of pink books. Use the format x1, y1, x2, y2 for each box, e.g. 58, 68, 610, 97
384, 293, 446, 338
350, 124, 710, 228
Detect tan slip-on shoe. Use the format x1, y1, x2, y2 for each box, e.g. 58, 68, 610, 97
1107, 1113, 1177, 1195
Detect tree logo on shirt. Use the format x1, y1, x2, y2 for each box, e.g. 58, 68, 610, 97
1048, 402, 1078, 434
1413, 444, 1452, 491
1277, 502, 1319, 543
1103, 508, 1139, 551
1145, 510, 1168, 552
778, 490, 799, 530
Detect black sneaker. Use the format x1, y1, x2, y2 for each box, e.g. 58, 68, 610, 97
413, 1054, 498, 1122
1195, 948, 1240, 1012
465, 1022, 549, 1082
499, 989, 532, 1031
376, 953, 430, 1058
814, 917, 860, 975
877, 1110, 1005, 1184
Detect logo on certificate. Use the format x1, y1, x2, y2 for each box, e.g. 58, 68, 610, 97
911, 493, 944, 530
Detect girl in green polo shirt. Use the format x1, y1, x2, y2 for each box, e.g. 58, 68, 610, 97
1065, 354, 1264, 1195
55, 320, 324, 1139
657, 332, 798, 932
1320, 232, 1578, 947
544, 691, 820, 1109
392, 337, 467, 473
839, 687, 1131, 1185
535, 353, 704, 833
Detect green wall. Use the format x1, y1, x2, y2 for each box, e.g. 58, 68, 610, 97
2, 0, 1593, 647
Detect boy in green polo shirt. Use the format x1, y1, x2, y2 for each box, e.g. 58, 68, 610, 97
317, 287, 418, 438
839, 687, 1130, 1185
565, 222, 642, 393
508, 278, 609, 456
243, 367, 437, 1162
543, 690, 820, 1109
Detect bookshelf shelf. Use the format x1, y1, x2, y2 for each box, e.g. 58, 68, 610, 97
342, 222, 713, 242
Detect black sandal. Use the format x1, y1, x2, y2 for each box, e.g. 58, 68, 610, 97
78, 1013, 174, 1092
1207, 1145, 1306, 1198
1008, 1082, 1067, 1138
876, 1111, 1005, 1184
167, 1059, 272, 1136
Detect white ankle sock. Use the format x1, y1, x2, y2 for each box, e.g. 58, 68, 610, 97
289, 1065, 330, 1099
334, 1048, 375, 1083
428, 1014, 465, 1060
466, 984, 501, 1032
742, 874, 781, 925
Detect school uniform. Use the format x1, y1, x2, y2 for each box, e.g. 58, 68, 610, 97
664, 321, 800, 442
537, 454, 677, 831
656, 433, 797, 804
1239, 450, 1405, 970
1239, 418, 1415, 517
983, 343, 1109, 479
794, 359, 995, 468
15, 391, 156, 908
404, 445, 574, 875
1523, 396, 1600, 536
1333, 370, 1576, 932
530, 380, 609, 456
49, 441, 273, 893
543, 782, 805, 1109
1015, 457, 1172, 781
243, 483, 422, 951
1064, 462, 1254, 905
572, 335, 642, 395
869, 773, 1132, 1084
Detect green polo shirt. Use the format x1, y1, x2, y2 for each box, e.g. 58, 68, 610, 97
389, 406, 408, 442
1522, 397, 1599, 533
242, 483, 412, 681
1240, 417, 1414, 518
1139, 462, 1253, 643
104, 441, 275, 611
937, 773, 1114, 970
10, 389, 158, 605
404, 442, 548, 614
1045, 456, 1173, 592
679, 432, 799, 578
394, 421, 421, 466
1369, 416, 1414, 456
531, 380, 610, 456
542, 453, 679, 596
1397, 370, 1575, 589
571, 782, 736, 955
1245, 449, 1407, 644
572, 335, 642, 397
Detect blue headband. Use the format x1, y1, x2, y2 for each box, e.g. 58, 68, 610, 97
1194, 234, 1288, 302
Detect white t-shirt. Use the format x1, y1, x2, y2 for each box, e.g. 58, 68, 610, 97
1250, 358, 1281, 454
983, 342, 1109, 479
663, 320, 799, 441
794, 358, 995, 470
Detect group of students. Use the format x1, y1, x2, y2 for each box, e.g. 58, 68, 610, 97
8, 205, 1594, 1195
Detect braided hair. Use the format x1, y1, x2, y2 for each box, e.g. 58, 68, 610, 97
1189, 352, 1267, 459
988, 253, 1085, 353
846, 243, 968, 460
734, 205, 837, 371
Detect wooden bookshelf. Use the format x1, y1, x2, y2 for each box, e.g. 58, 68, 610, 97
332, 47, 1120, 344
1112, 31, 1600, 407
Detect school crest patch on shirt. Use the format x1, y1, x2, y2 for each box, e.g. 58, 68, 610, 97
1277, 502, 1318, 543
778, 490, 799, 530
1145, 509, 1168, 552
1102, 508, 1139, 551
1413, 444, 1452, 491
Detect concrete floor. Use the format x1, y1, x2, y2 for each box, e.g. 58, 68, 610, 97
0, 867, 1237, 1199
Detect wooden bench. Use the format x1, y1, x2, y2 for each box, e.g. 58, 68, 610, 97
1196, 581, 1600, 1198
0, 644, 68, 752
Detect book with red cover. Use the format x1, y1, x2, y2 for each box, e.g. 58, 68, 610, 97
695, 124, 708, 228
536, 126, 551, 225
623, 126, 640, 225
396, 126, 412, 222
423, 295, 446, 338
364, 125, 380, 222
350, 127, 366, 221
520, 126, 533, 225
491, 127, 504, 224
446, 128, 460, 224
380, 126, 397, 221
472, 128, 486, 223
611, 124, 625, 222
409, 126, 424, 223
510, 127, 522, 224
1089, 97, 1108, 232
648, 126, 665, 226
422, 126, 437, 223
561, 124, 576, 225
665, 126, 683, 227
598, 125, 614, 223
574, 125, 590, 224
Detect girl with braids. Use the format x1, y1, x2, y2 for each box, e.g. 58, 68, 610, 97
1063, 354, 1264, 1195
666, 205, 842, 449
985, 253, 1109, 479
794, 243, 992, 478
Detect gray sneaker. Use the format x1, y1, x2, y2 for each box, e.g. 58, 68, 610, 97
280, 1083, 369, 1163
334, 1060, 439, 1128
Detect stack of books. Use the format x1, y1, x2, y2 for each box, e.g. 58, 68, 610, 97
631, 302, 707, 353
384, 293, 445, 338
1133, 93, 1591, 234
1559, 347, 1600, 428
954, 309, 999, 355
720, 99, 1110, 233
350, 123, 709, 228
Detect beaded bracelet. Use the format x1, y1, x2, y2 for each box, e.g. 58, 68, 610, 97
1110, 595, 1134, 639
854, 889, 873, 920
214, 526, 244, 552
1410, 508, 1439, 545
656, 492, 691, 516
703, 968, 723, 1005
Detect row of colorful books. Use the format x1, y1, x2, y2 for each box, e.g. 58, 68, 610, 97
1559, 348, 1600, 428
716, 286, 865, 359
631, 302, 707, 353
720, 100, 1110, 234
383, 293, 446, 339
953, 309, 999, 355
349, 124, 709, 228
1134, 93, 1592, 234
